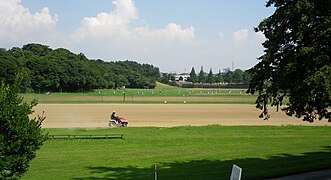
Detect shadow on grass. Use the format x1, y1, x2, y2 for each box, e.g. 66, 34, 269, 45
73, 146, 331, 180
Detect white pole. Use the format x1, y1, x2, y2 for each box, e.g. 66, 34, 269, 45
154, 164, 157, 180
230, 164, 242, 180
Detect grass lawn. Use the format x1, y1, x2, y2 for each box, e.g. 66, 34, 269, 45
20, 82, 262, 104
22, 126, 331, 180
21, 87, 258, 104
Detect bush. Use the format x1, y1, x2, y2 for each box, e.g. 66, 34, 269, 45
0, 77, 47, 179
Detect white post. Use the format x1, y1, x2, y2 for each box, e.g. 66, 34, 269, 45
154, 164, 157, 180
230, 164, 242, 180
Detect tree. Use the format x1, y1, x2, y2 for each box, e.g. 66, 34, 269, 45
198, 66, 206, 83
0, 44, 160, 91
169, 74, 176, 82
248, 0, 331, 122
0, 76, 47, 179
223, 71, 234, 84
159, 73, 170, 84
188, 67, 197, 83
0, 48, 20, 85
233, 69, 244, 83
215, 70, 224, 83
242, 70, 251, 84
206, 68, 214, 84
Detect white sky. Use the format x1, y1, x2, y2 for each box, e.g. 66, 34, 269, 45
0, 0, 274, 72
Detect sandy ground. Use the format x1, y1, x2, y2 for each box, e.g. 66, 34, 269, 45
31, 104, 330, 128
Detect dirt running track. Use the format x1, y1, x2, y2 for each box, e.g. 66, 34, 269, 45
32, 104, 330, 128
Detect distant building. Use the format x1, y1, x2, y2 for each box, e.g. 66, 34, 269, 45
174, 72, 190, 81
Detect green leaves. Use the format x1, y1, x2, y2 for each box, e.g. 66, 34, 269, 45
188, 67, 197, 83
0, 44, 160, 92
249, 0, 331, 122
0, 77, 47, 179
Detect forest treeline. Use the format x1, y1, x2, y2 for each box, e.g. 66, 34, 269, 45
160, 67, 251, 86
0, 43, 160, 92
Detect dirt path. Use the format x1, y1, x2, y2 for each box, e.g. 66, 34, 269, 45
32, 104, 330, 128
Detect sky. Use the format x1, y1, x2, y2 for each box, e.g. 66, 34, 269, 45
0, 0, 275, 73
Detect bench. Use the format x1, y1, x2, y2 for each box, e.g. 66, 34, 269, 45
48, 134, 124, 139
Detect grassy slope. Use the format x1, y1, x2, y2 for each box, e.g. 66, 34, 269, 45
22, 126, 331, 180
155, 82, 181, 89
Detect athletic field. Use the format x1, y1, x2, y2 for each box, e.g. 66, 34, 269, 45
21, 88, 331, 179
33, 104, 330, 128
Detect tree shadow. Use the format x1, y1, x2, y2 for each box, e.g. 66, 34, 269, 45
73, 146, 331, 180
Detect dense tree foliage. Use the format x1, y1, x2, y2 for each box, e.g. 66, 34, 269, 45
198, 66, 206, 83
0, 44, 160, 92
214, 70, 224, 84
0, 76, 47, 179
0, 48, 20, 85
248, 0, 331, 122
158, 73, 178, 87
206, 68, 214, 84
185, 67, 250, 84
188, 67, 197, 83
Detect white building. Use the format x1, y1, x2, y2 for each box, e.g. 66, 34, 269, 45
174, 72, 190, 81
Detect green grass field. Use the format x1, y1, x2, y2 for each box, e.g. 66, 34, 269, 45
22, 126, 331, 180
19, 85, 324, 179
21, 85, 258, 104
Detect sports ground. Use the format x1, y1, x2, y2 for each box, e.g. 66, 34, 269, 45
34, 104, 330, 128
22, 89, 331, 179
